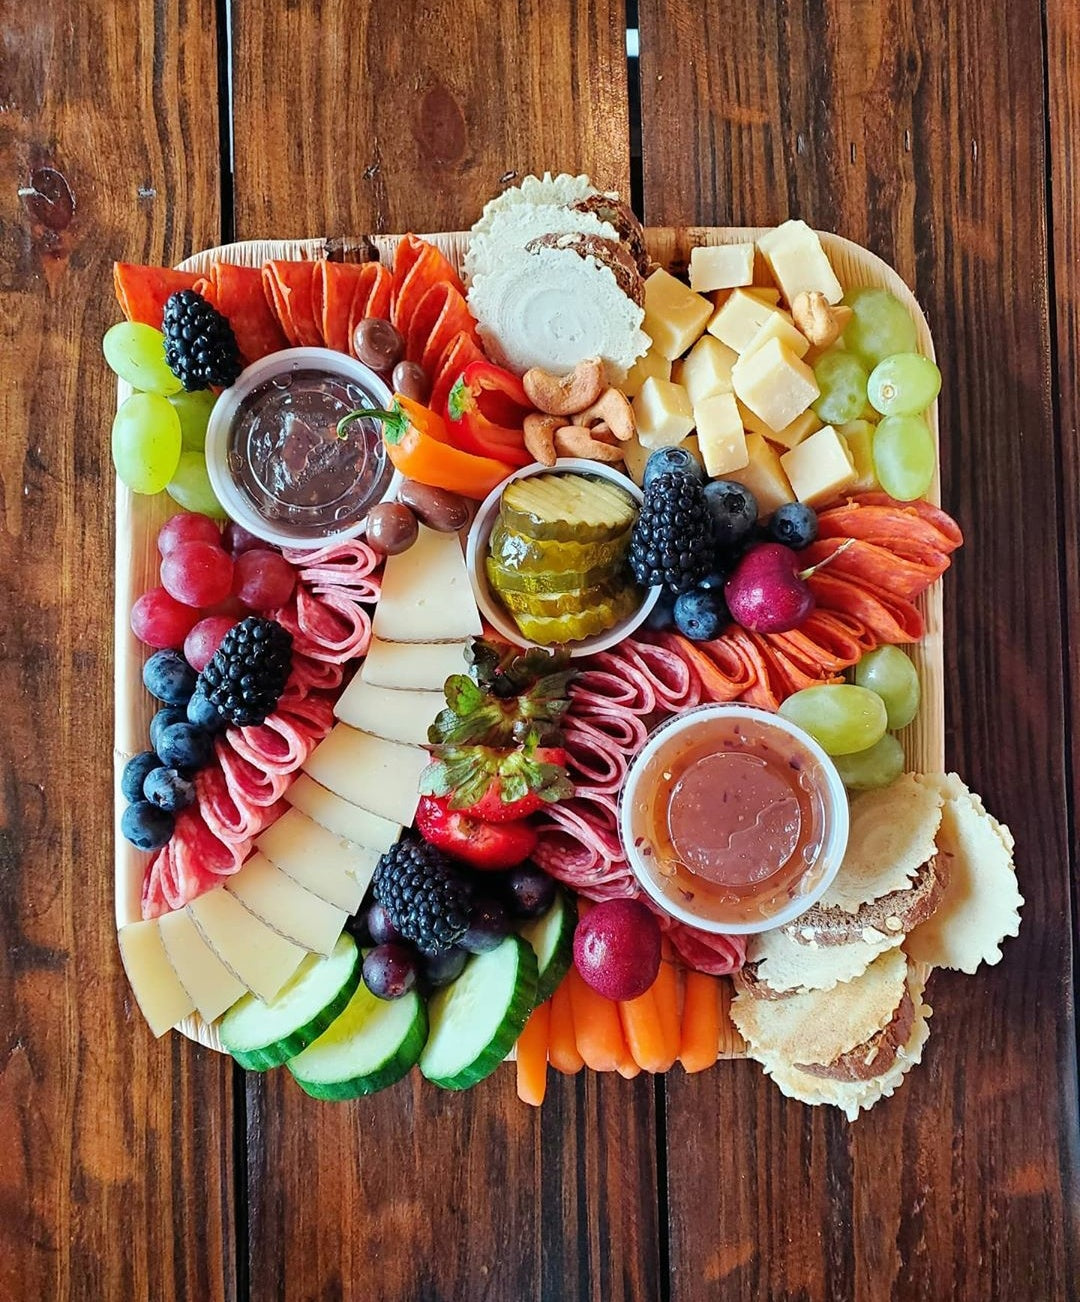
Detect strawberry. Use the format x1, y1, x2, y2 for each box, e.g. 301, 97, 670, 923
416, 796, 539, 871
420, 740, 573, 820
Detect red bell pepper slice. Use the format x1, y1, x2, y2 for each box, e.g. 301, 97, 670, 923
447, 361, 533, 466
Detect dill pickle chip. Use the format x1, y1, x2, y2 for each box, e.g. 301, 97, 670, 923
509, 586, 640, 645
499, 473, 637, 543
496, 577, 626, 617
485, 555, 621, 595
489, 523, 633, 573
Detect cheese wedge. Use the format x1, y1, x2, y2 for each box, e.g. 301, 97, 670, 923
334, 677, 443, 746
372, 527, 482, 643
257, 807, 377, 911
304, 724, 428, 827
118, 918, 196, 1037
226, 853, 347, 956
187, 888, 307, 1002
285, 774, 402, 851
361, 637, 468, 692
158, 907, 247, 1023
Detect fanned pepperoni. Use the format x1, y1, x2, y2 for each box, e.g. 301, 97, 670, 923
802, 537, 949, 602
763, 611, 865, 677
196, 263, 288, 362
262, 261, 322, 347
114, 263, 200, 329
808, 571, 925, 644
817, 495, 963, 554
646, 631, 748, 702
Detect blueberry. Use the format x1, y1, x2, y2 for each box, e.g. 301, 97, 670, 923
149, 706, 187, 753
143, 649, 197, 705
643, 446, 705, 490
644, 588, 677, 631
121, 751, 162, 803
697, 568, 728, 591
143, 766, 196, 812
186, 689, 225, 732
121, 800, 175, 852
461, 898, 510, 953
703, 480, 759, 547
674, 588, 730, 641
423, 946, 468, 988
768, 502, 819, 550
156, 721, 213, 772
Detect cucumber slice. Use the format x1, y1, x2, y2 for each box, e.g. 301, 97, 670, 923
420, 935, 537, 1090
286, 979, 428, 1100
519, 890, 576, 1002
219, 934, 361, 1071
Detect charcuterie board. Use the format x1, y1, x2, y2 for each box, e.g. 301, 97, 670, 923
114, 225, 944, 1059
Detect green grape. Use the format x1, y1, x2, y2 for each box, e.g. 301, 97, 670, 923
166, 450, 226, 516
832, 734, 905, 791
812, 348, 869, 425
103, 322, 182, 396
841, 288, 918, 367
111, 392, 182, 494
854, 645, 921, 729
872, 414, 935, 501
169, 389, 218, 450
777, 684, 888, 756
867, 353, 942, 417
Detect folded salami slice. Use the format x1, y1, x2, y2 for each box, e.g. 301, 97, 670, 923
282, 537, 380, 590
275, 588, 373, 664
430, 331, 487, 418
808, 571, 925, 644
663, 917, 746, 976
563, 722, 630, 795
287, 653, 345, 696
196, 263, 288, 362
114, 263, 201, 329
262, 261, 323, 347
215, 736, 292, 808
141, 808, 250, 919
227, 711, 318, 776
645, 631, 749, 702
619, 637, 703, 712
196, 764, 285, 845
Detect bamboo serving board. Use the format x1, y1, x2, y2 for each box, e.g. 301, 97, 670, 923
114, 229, 943, 1058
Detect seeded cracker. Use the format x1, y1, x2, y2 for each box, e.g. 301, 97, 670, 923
743, 923, 903, 996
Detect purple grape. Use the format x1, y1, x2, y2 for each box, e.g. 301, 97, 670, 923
504, 865, 557, 919
461, 898, 510, 954
362, 944, 418, 1000
423, 946, 468, 988
367, 902, 401, 946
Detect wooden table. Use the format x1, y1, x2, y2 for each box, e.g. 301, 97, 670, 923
3, 1, 1078, 1297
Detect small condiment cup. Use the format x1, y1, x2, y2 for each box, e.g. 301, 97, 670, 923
205, 347, 401, 550
465, 458, 661, 658
620, 703, 850, 935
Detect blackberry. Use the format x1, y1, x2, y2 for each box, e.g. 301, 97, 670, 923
628, 471, 716, 593
162, 289, 242, 391
372, 840, 470, 954
198, 616, 292, 727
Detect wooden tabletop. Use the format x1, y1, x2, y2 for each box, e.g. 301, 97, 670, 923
3, 1, 1079, 1298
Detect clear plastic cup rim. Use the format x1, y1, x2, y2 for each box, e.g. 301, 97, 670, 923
619, 702, 850, 935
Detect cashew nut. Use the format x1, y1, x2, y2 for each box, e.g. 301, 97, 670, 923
572, 386, 635, 442
523, 412, 561, 467
553, 425, 625, 463
791, 291, 854, 349
522, 358, 606, 416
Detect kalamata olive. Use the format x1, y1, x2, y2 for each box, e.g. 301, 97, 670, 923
353, 318, 404, 372
397, 480, 470, 533
391, 360, 431, 404
366, 502, 419, 555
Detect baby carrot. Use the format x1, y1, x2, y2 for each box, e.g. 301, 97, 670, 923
547, 979, 584, 1075
566, 967, 627, 1073
679, 970, 721, 1074
618, 986, 669, 1073
516, 1001, 551, 1107
652, 959, 681, 1072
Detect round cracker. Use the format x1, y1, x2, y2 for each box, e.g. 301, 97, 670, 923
743, 922, 902, 996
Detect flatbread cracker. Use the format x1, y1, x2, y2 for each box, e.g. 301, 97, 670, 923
744, 923, 902, 995
731, 946, 908, 1064
904, 774, 1022, 973
821, 774, 943, 914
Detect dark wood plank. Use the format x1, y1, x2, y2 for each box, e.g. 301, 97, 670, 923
0, 2, 235, 1300
228, 5, 657, 1299
638, 1, 1079, 1297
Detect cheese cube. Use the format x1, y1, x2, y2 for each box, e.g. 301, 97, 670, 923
621, 347, 672, 399
632, 377, 695, 449
674, 336, 737, 406
732, 337, 820, 432
643, 269, 713, 360
741, 310, 810, 362
746, 286, 781, 305
706, 289, 787, 353
689, 243, 755, 293
757, 220, 843, 306
621, 432, 703, 486
838, 419, 879, 491
737, 402, 822, 451
725, 433, 795, 516
781, 426, 858, 507
694, 393, 748, 477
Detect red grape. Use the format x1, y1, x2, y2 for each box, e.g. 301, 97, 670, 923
158, 512, 221, 557
184, 615, 238, 672
222, 521, 267, 555
161, 540, 234, 607
131, 587, 201, 649
233, 549, 296, 612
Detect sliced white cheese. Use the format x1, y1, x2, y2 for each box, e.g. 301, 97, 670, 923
158, 907, 248, 1024
285, 773, 402, 851
372, 527, 482, 644
117, 918, 196, 1037
257, 807, 377, 912
334, 677, 443, 746
226, 853, 347, 957
361, 637, 469, 691
187, 887, 307, 1002
304, 724, 428, 827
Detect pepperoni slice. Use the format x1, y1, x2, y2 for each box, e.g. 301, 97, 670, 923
113, 263, 201, 329
197, 263, 288, 363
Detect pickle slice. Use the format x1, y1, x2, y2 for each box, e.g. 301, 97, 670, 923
495, 577, 626, 617
486, 555, 621, 595
500, 473, 638, 543
489, 523, 632, 574
509, 586, 640, 645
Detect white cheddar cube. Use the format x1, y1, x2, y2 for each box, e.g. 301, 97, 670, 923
780, 426, 858, 507
158, 908, 247, 1024
117, 919, 196, 1037
694, 394, 749, 477
304, 725, 428, 827
737, 402, 822, 451
674, 336, 737, 406
257, 807, 377, 912
740, 310, 810, 362
187, 889, 307, 1002
334, 677, 443, 746
285, 774, 402, 852
361, 638, 468, 692
643, 269, 713, 360
757, 220, 843, 306
706, 289, 786, 353
226, 854, 347, 957
372, 527, 482, 644
621, 348, 672, 399
732, 337, 820, 433
621, 432, 703, 487
746, 285, 782, 305
632, 377, 695, 450
689, 243, 755, 293
726, 433, 796, 516
838, 420, 879, 491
